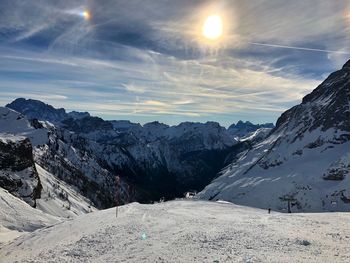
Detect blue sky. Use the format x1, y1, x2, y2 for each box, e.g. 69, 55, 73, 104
0, 0, 350, 126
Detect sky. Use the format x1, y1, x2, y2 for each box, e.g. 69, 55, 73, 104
0, 0, 350, 127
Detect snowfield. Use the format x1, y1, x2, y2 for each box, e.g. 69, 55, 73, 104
0, 188, 59, 246
1, 200, 350, 262
35, 164, 97, 218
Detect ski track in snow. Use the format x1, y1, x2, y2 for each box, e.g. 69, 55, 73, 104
1, 200, 350, 262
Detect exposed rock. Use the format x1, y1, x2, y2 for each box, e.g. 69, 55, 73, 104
0, 134, 41, 207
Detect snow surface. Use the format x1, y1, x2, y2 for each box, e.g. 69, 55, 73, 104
0, 107, 48, 146
0, 188, 59, 246
198, 126, 350, 212
0, 133, 26, 144
240, 128, 272, 142
35, 164, 97, 218
1, 200, 350, 262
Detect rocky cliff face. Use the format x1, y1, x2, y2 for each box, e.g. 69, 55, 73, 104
60, 118, 240, 202
0, 107, 130, 209
0, 134, 41, 207
198, 59, 350, 212
33, 126, 131, 209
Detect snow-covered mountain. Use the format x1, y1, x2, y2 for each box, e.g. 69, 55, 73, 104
6, 100, 245, 203
0, 106, 48, 146
6, 98, 68, 123
198, 60, 350, 212
6, 98, 90, 123
228, 120, 274, 139
0, 107, 48, 207
0, 107, 130, 210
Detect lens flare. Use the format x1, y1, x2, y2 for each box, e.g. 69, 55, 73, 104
202, 15, 223, 40
81, 10, 91, 21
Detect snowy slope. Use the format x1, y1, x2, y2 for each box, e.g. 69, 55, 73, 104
239, 127, 273, 143
228, 120, 274, 139
198, 60, 350, 212
0, 107, 48, 147
0, 187, 59, 246
1, 200, 349, 262
35, 164, 97, 218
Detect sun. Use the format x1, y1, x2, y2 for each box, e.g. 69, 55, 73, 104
202, 15, 223, 40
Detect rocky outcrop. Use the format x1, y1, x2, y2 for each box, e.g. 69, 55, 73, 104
0, 134, 41, 207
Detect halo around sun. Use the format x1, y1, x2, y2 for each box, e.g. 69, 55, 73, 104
202, 15, 223, 40
82, 10, 91, 21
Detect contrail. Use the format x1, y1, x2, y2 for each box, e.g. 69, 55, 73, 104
249, 42, 350, 55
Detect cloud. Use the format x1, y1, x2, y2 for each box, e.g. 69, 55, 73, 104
249, 42, 350, 55
2, 0, 349, 58
0, 46, 322, 126
0, 0, 349, 126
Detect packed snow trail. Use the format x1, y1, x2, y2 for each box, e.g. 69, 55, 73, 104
1, 200, 350, 262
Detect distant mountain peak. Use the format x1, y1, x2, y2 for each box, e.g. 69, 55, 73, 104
7, 98, 90, 123
6, 98, 67, 123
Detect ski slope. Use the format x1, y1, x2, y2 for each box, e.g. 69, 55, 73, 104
0, 188, 59, 246
1, 200, 349, 262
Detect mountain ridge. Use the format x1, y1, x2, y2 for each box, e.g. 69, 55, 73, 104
2, 102, 261, 206
198, 59, 350, 212
7, 98, 274, 137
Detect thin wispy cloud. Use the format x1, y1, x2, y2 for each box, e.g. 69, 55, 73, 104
249, 43, 350, 55
0, 0, 349, 126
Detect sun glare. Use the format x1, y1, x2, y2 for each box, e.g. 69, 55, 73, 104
202, 15, 223, 40
82, 10, 91, 21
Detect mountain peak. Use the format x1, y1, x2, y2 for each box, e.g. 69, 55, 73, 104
7, 98, 92, 123
199, 58, 350, 212
6, 98, 67, 123
342, 59, 350, 69
278, 60, 350, 132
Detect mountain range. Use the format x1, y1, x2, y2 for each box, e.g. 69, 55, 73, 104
1, 99, 273, 212
1, 59, 350, 214
198, 59, 350, 212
